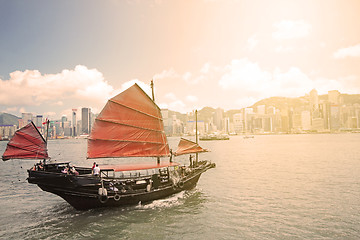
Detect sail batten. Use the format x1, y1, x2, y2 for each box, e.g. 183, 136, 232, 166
96, 119, 165, 133
87, 83, 170, 159
2, 121, 48, 161
88, 138, 168, 144
109, 99, 163, 120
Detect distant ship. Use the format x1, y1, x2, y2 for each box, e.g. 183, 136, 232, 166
243, 135, 254, 139
2, 83, 215, 210
199, 133, 230, 141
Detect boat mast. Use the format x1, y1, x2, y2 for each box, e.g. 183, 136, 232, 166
195, 109, 198, 166
151, 79, 161, 165
45, 119, 50, 146
150, 79, 155, 102
44, 119, 50, 163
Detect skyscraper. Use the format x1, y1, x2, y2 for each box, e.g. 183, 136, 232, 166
310, 89, 319, 111
81, 107, 91, 134
72, 109, 77, 137
328, 90, 340, 105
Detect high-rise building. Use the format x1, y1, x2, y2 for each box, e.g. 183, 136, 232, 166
35, 115, 43, 128
301, 111, 311, 131
328, 90, 340, 105
161, 109, 173, 136
310, 89, 319, 111
72, 109, 77, 136
61, 116, 67, 129
81, 108, 91, 134
233, 113, 244, 134
330, 105, 340, 130
213, 108, 224, 131
20, 113, 33, 128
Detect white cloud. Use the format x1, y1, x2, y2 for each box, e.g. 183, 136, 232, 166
186, 95, 198, 102
272, 20, 311, 40
169, 100, 186, 110
333, 44, 360, 59
218, 58, 272, 91
218, 58, 317, 98
146, 59, 360, 113
182, 72, 206, 85
182, 72, 192, 82
119, 79, 153, 99
153, 68, 179, 80
272, 67, 313, 95
275, 45, 294, 53
164, 92, 177, 101
246, 35, 259, 51
0, 65, 114, 106
200, 63, 211, 74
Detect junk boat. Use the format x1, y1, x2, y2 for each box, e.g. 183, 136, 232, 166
2, 83, 215, 210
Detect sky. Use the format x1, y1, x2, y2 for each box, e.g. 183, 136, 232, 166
1, 0, 360, 120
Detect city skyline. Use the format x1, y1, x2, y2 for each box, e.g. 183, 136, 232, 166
2, 87, 360, 140
1, 1, 360, 119
1, 87, 358, 121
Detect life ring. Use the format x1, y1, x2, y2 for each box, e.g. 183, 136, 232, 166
114, 193, 121, 201
178, 180, 184, 189
99, 195, 108, 204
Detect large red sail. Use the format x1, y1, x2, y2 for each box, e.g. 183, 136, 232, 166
174, 138, 208, 156
87, 83, 170, 159
2, 122, 48, 161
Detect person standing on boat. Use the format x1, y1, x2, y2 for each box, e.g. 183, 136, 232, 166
93, 164, 100, 176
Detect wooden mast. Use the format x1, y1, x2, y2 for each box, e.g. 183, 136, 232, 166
151, 79, 161, 165
195, 109, 198, 166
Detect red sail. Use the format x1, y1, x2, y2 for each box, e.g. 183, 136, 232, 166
174, 138, 208, 156
87, 83, 170, 158
2, 122, 48, 161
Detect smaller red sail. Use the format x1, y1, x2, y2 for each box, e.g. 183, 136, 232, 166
2, 121, 48, 161
174, 138, 208, 156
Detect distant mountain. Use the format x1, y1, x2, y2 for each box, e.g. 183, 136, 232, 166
250, 96, 308, 110
251, 94, 360, 111
341, 94, 360, 105
0, 113, 20, 127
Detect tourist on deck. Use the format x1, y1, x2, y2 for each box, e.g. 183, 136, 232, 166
109, 182, 118, 192
61, 167, 68, 174
70, 166, 79, 175
93, 164, 100, 176
37, 160, 44, 171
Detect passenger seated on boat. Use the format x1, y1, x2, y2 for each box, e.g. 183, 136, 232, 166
93, 164, 100, 176
109, 182, 118, 192
70, 166, 79, 175
37, 161, 44, 171
61, 167, 68, 174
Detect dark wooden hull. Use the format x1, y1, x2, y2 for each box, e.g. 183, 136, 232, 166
28, 162, 215, 210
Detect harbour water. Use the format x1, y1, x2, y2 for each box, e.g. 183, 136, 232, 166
0, 134, 359, 239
